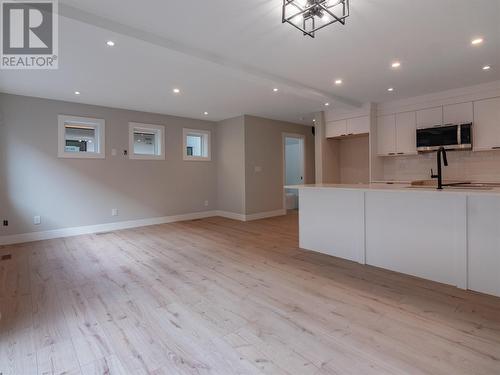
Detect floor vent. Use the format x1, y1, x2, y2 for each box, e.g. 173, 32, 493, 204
1, 254, 12, 261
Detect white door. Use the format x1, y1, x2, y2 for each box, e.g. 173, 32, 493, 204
284, 135, 305, 210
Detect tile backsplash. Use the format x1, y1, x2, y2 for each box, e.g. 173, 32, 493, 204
382, 150, 500, 182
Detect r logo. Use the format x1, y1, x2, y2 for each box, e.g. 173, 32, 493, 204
1, 0, 58, 69
2, 2, 53, 54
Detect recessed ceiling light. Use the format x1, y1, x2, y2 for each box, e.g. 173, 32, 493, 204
324, 102, 330, 106
387, 87, 394, 92
74, 91, 80, 95
204, 111, 209, 115
471, 38, 484, 45
106, 40, 115, 47
273, 88, 279, 92
313, 119, 316, 122
173, 88, 180, 94
482, 65, 491, 70
334, 79, 342, 85
391, 61, 401, 68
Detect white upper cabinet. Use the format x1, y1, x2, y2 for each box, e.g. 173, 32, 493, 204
377, 115, 396, 155
474, 97, 500, 151
326, 120, 347, 138
395, 112, 417, 155
416, 107, 443, 128
443, 102, 473, 124
326, 116, 369, 138
346, 116, 370, 135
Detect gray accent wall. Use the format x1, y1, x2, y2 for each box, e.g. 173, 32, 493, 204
216, 116, 246, 215
0, 93, 217, 236
244, 115, 315, 215
0, 94, 315, 237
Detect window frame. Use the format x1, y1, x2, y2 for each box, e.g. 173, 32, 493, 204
128, 122, 166, 160
58, 115, 106, 159
183, 128, 211, 161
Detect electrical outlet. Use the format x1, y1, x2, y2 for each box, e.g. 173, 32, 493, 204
33, 216, 41, 225
111, 208, 118, 216
3, 220, 8, 226
204, 200, 209, 207
111, 148, 117, 156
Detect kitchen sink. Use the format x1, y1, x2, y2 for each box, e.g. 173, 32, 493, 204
408, 180, 499, 190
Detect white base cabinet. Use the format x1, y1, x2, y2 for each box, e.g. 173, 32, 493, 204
299, 188, 365, 263
297, 187, 500, 297
467, 195, 500, 296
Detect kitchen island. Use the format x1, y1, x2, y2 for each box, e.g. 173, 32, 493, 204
288, 183, 500, 297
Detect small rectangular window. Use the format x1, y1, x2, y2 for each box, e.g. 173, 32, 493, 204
183, 128, 211, 161
128, 122, 165, 160
58, 115, 105, 158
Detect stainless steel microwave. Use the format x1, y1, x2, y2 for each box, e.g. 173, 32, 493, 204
416, 123, 472, 152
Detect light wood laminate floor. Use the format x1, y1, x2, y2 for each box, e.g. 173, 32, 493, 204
1, 213, 500, 375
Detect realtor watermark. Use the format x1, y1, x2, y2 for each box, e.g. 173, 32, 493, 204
1, 0, 58, 69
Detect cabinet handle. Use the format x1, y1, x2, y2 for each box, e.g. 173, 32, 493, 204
341, 134, 347, 136
397, 152, 404, 155
348, 133, 354, 135
388, 153, 396, 155
492, 146, 500, 150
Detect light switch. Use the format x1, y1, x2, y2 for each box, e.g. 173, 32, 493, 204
254, 166, 262, 173
33, 216, 41, 225
111, 148, 117, 156
111, 208, 118, 216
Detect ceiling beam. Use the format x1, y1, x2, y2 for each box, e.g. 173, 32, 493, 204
59, 3, 361, 109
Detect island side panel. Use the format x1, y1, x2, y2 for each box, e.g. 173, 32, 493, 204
468, 195, 500, 297
365, 190, 467, 287
298, 188, 365, 263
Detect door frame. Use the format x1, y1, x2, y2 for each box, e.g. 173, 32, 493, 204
282, 132, 306, 210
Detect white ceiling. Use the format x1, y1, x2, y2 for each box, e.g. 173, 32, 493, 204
1, 0, 499, 124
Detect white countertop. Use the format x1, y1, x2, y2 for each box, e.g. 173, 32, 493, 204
285, 183, 500, 196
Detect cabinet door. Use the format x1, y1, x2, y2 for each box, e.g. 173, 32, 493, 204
325, 120, 347, 138
468, 195, 500, 297
346, 116, 370, 135
395, 112, 417, 155
443, 102, 473, 124
416, 107, 443, 128
377, 115, 396, 155
474, 97, 500, 151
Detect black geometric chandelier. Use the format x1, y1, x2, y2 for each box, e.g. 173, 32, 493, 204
282, 0, 350, 38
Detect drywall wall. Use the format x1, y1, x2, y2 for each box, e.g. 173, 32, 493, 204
0, 93, 217, 236
339, 135, 370, 184
216, 116, 246, 215
244, 115, 315, 215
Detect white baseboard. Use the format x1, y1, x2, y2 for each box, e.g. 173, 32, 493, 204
245, 209, 287, 221
215, 210, 247, 221
0, 208, 288, 246
216, 209, 286, 222
0, 210, 217, 246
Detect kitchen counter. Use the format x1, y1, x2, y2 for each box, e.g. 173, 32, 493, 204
286, 182, 500, 195
291, 183, 500, 297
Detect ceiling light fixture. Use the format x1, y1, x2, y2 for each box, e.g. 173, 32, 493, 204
173, 88, 180, 94
324, 102, 330, 106
471, 38, 484, 45
482, 65, 491, 70
204, 111, 209, 115
387, 87, 394, 92
74, 91, 80, 95
282, 0, 350, 38
391, 61, 401, 68
334, 79, 342, 85
106, 40, 115, 47
273, 88, 279, 92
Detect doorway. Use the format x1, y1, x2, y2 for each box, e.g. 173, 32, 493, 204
283, 134, 305, 211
